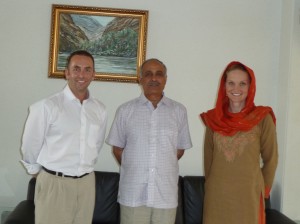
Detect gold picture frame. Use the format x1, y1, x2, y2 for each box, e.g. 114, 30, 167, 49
48, 4, 148, 83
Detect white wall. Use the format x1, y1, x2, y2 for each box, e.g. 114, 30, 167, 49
0, 0, 299, 221
278, 0, 300, 220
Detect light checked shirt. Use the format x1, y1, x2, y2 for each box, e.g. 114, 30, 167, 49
106, 94, 192, 208
21, 84, 107, 176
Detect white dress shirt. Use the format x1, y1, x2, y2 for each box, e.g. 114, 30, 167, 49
106, 94, 192, 208
21, 85, 107, 176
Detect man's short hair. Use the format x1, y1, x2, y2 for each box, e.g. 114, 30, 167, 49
66, 50, 95, 70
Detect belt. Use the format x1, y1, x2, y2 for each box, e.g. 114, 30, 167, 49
42, 167, 89, 179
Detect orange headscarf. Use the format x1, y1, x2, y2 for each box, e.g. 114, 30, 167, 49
200, 61, 276, 136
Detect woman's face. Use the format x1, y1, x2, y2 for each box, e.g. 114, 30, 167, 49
225, 69, 250, 106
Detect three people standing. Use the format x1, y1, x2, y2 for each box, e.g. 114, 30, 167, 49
21, 54, 277, 224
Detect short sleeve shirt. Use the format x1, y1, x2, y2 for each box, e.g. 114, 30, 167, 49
106, 94, 192, 208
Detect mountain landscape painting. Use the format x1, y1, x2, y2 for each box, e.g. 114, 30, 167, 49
49, 5, 148, 82
58, 14, 139, 74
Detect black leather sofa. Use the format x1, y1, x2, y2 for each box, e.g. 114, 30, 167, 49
4, 171, 296, 224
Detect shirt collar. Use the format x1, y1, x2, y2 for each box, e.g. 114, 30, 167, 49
138, 93, 171, 107
63, 84, 90, 102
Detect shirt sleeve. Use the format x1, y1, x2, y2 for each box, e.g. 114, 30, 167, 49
105, 106, 126, 148
20, 101, 47, 174
177, 106, 193, 149
260, 114, 278, 189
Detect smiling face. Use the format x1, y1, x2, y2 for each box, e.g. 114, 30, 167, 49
225, 69, 250, 112
65, 55, 95, 101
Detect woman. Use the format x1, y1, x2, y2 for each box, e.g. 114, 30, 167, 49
200, 61, 278, 224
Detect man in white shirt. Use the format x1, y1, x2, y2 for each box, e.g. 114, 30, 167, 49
21, 50, 107, 224
106, 58, 192, 224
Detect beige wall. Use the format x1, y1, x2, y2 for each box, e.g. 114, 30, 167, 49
0, 0, 299, 221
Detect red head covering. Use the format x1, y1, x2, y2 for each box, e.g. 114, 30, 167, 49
200, 61, 276, 136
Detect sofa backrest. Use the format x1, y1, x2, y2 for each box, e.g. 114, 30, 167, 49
182, 176, 205, 224
24, 172, 276, 224
27, 178, 36, 200
93, 171, 120, 224
25, 172, 121, 223
175, 176, 184, 224
26, 172, 187, 224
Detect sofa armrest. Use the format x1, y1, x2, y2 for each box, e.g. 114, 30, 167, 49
4, 200, 35, 224
266, 209, 297, 224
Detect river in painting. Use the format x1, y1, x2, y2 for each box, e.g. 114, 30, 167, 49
58, 53, 137, 75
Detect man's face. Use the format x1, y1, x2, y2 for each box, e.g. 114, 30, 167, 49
65, 55, 95, 98
139, 60, 167, 98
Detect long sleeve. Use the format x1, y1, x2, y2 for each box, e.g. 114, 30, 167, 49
260, 114, 278, 191
21, 101, 47, 174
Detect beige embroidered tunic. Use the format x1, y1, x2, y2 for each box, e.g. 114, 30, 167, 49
202, 114, 278, 224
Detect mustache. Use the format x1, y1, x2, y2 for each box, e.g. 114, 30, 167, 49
147, 81, 160, 86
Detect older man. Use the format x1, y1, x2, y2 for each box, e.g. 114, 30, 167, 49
106, 58, 192, 224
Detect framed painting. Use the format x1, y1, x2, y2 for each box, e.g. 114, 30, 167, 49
48, 4, 148, 83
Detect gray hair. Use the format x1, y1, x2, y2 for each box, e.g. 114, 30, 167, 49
140, 58, 167, 77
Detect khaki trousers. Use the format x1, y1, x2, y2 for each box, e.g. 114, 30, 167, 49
34, 170, 95, 224
120, 205, 177, 224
